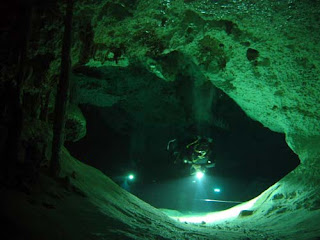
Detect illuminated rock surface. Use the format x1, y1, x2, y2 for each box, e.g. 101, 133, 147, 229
1, 0, 320, 239
65, 104, 87, 142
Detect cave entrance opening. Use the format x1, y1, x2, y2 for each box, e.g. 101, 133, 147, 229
66, 68, 300, 215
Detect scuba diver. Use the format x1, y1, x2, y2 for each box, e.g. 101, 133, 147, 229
167, 136, 215, 175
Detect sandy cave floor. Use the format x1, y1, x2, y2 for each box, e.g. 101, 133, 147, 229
2, 148, 320, 240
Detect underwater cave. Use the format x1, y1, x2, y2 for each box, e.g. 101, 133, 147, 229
66, 71, 300, 213
1, 0, 320, 240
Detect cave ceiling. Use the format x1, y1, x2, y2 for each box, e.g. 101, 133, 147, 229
52, 0, 320, 140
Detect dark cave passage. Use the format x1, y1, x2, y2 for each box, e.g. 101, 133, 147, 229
66, 84, 300, 212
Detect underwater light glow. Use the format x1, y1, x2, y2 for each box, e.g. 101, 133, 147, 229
128, 174, 135, 180
214, 188, 221, 193
170, 195, 260, 224
196, 171, 204, 179
170, 194, 262, 224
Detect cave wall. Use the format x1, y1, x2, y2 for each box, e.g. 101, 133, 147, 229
71, 0, 320, 137
10, 0, 319, 140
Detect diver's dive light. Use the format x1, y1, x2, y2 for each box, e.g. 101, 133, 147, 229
196, 171, 204, 179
